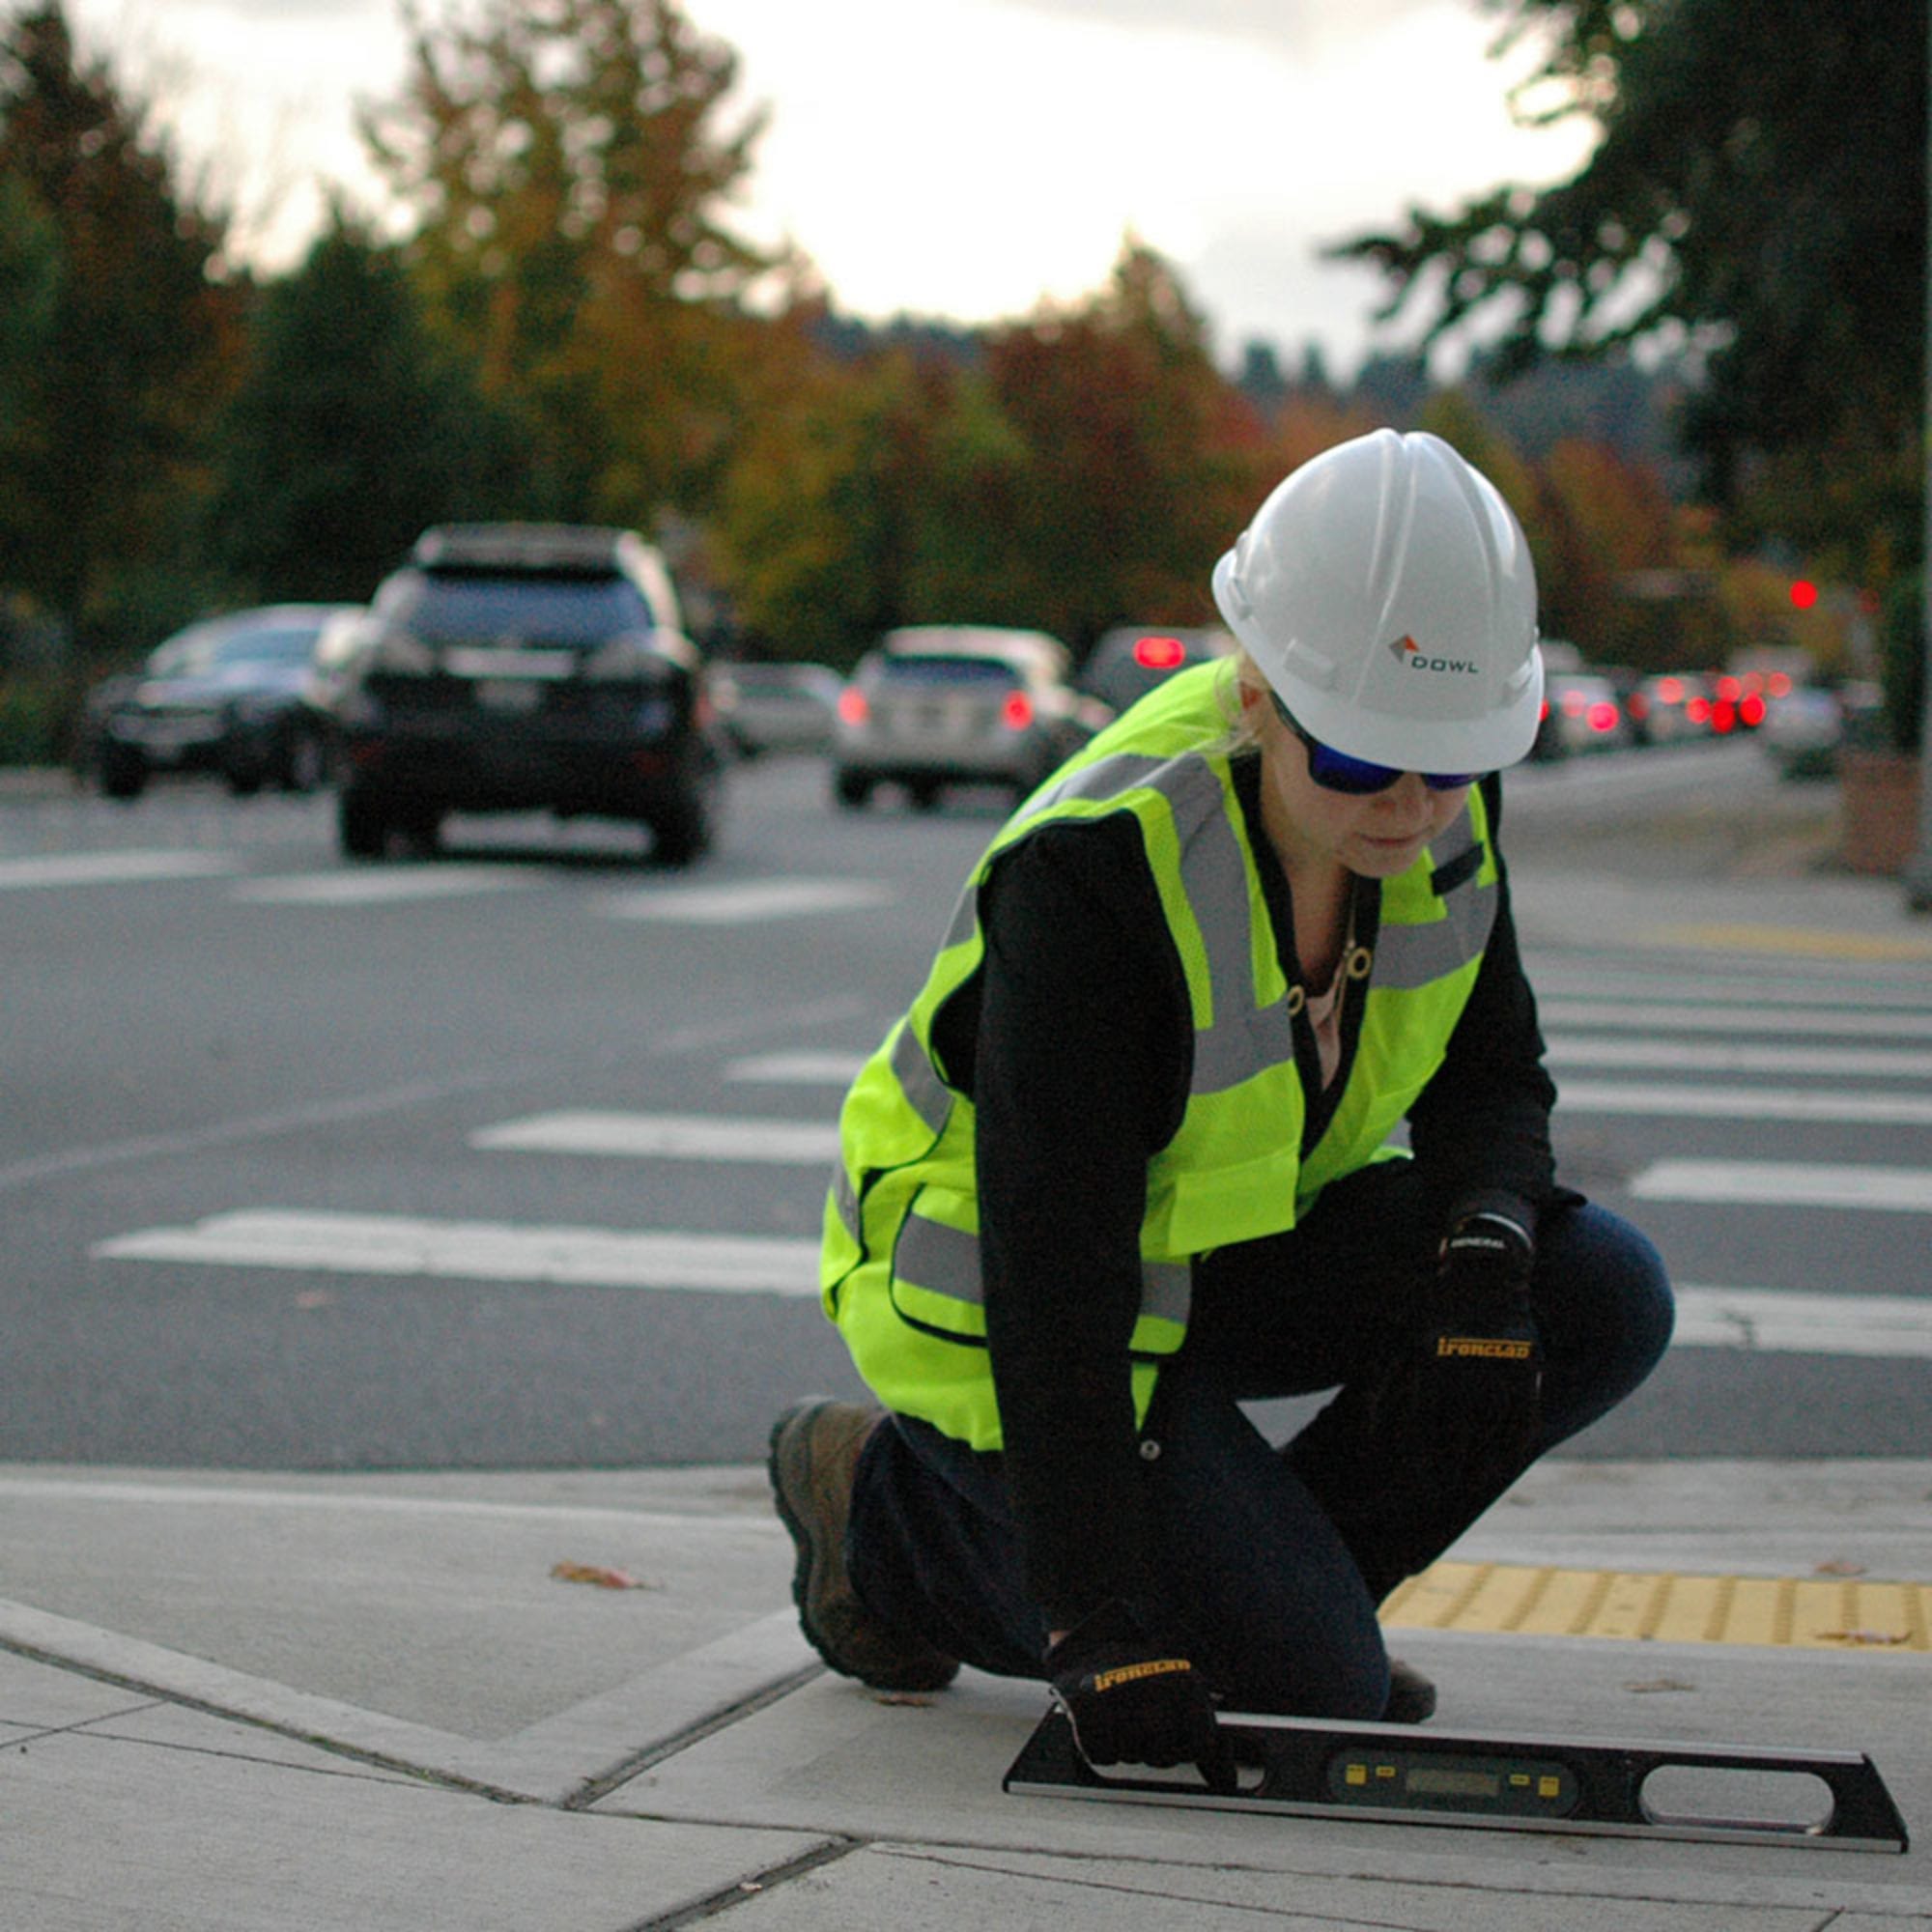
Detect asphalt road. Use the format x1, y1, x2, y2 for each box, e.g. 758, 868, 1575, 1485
1, 742, 1925, 1468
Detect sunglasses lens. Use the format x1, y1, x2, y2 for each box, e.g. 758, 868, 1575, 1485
1306, 744, 1401, 794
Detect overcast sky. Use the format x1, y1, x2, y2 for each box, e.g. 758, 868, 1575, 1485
66, 0, 1599, 374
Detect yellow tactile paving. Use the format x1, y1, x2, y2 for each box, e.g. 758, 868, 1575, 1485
1380, 1562, 1932, 1651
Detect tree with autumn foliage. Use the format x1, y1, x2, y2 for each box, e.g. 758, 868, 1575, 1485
362, 0, 774, 526
973, 243, 1265, 647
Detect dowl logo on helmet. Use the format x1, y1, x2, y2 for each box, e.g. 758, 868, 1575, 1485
1389, 635, 1480, 677
1211, 430, 1544, 778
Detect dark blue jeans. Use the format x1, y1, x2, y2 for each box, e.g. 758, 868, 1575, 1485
847, 1163, 1673, 1720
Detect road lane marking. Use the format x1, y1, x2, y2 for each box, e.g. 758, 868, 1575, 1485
233, 867, 537, 904
725, 1052, 869, 1085
1541, 1000, 1932, 1038
472, 1112, 839, 1162
1558, 1081, 1932, 1125
598, 878, 892, 923
90, 1209, 1932, 1366
1673, 1286, 1932, 1357
1547, 1037, 1932, 1077
1640, 922, 1932, 961
1632, 1159, 1932, 1213
0, 850, 242, 890
93, 1211, 821, 1294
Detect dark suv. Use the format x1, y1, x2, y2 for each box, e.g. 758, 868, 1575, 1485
323, 524, 723, 865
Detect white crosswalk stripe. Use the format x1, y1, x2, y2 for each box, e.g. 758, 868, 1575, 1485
233, 867, 536, 905
1548, 1037, 1932, 1078
0, 849, 242, 890
1673, 1285, 1932, 1356
1557, 1081, 1932, 1125
1631, 1158, 1932, 1214
472, 1111, 840, 1162
94, 1211, 820, 1295
598, 879, 892, 923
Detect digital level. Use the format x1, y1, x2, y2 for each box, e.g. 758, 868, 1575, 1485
1005, 1707, 1909, 1852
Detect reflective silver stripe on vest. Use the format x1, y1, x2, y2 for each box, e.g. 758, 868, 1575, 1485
1372, 809, 1497, 992
892, 1018, 952, 1136
1011, 748, 1297, 1100
896, 1210, 1192, 1327
831, 1158, 861, 1242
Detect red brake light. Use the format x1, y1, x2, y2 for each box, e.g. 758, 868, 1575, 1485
1587, 700, 1618, 733
1133, 635, 1187, 671
1715, 674, 1742, 702
1687, 696, 1711, 724
1657, 676, 1684, 703
1768, 671, 1794, 697
837, 687, 869, 725
1711, 699, 1737, 733
1001, 690, 1035, 730
1740, 693, 1767, 726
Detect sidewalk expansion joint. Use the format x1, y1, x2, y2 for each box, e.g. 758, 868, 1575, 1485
623, 1836, 861, 1931
0, 1633, 539, 1808
564, 1659, 826, 1810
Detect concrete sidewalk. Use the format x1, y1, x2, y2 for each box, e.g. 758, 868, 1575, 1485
0, 1458, 1926, 1929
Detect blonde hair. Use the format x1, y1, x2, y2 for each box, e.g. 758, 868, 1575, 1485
1196, 649, 1267, 761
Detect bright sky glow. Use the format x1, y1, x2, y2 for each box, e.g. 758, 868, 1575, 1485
66, 0, 1599, 373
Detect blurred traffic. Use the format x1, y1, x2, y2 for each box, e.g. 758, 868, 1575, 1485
61, 551, 1886, 858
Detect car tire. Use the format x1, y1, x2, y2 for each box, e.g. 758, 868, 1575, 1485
280, 726, 327, 794
226, 763, 267, 798
833, 770, 870, 810
99, 746, 147, 801
650, 754, 721, 868
338, 784, 391, 860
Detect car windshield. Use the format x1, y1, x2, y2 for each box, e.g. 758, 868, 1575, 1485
390, 569, 648, 645
151, 621, 322, 675
875, 657, 1022, 686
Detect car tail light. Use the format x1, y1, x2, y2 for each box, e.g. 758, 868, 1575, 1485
1715, 674, 1743, 703
1001, 690, 1035, 730
1711, 699, 1737, 733
1587, 701, 1619, 733
1134, 635, 1187, 670
1740, 693, 1767, 727
1657, 676, 1684, 704
1687, 696, 1711, 724
1562, 690, 1587, 718
837, 687, 869, 725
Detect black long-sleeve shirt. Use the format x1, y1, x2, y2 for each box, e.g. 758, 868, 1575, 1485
926, 758, 1559, 1629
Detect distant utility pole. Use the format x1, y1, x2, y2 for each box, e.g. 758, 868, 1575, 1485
1909, 2, 1932, 916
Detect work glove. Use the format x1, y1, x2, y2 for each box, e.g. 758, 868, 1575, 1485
1405, 1211, 1544, 1492
1047, 1600, 1236, 1795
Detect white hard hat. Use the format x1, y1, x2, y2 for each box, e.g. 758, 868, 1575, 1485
1211, 430, 1543, 773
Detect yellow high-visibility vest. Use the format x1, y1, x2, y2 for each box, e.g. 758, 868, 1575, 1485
821, 663, 1500, 1448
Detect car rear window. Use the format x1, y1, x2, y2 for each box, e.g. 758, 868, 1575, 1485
874, 656, 1019, 686
386, 570, 651, 645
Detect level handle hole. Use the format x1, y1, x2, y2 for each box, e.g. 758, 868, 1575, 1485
1639, 1765, 1836, 1835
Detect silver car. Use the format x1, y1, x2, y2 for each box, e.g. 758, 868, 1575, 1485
832, 626, 1110, 810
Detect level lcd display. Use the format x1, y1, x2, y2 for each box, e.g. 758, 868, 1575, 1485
1327, 1749, 1579, 1816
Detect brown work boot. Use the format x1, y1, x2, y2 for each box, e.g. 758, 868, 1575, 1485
766, 1398, 960, 1692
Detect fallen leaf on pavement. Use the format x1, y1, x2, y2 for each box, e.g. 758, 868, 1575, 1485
1814, 1629, 1909, 1647
1812, 1558, 1867, 1577
550, 1561, 657, 1590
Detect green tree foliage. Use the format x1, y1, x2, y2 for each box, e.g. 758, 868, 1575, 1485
0, 2, 238, 652
207, 213, 521, 602
1338, 0, 1925, 580
363, 0, 772, 524
0, 172, 59, 441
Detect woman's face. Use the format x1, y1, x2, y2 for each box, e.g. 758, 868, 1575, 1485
1251, 687, 1470, 880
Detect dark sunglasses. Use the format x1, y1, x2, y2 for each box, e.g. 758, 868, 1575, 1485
1268, 689, 1481, 795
